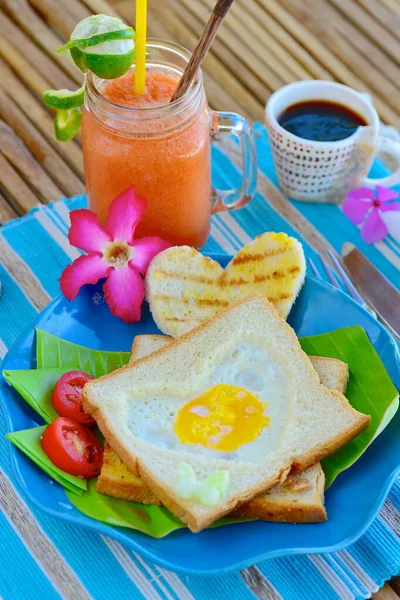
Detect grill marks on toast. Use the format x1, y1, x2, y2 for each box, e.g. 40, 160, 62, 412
152, 295, 230, 308
231, 245, 289, 265
197, 298, 230, 307
268, 293, 292, 303
153, 265, 300, 286
156, 270, 216, 285
152, 268, 296, 307
164, 317, 203, 324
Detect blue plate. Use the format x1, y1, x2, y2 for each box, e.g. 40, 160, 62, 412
1, 253, 400, 576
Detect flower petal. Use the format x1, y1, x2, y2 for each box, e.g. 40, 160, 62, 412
105, 186, 147, 243
103, 264, 144, 323
375, 185, 399, 203
342, 188, 374, 224
380, 201, 400, 212
361, 208, 388, 244
60, 253, 110, 300
346, 187, 376, 201
130, 237, 171, 275
69, 210, 111, 253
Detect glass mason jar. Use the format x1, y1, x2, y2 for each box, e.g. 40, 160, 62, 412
82, 40, 257, 248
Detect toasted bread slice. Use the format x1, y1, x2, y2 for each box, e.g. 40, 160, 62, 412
145, 232, 306, 337
84, 294, 369, 532
232, 464, 326, 522
97, 442, 161, 505
99, 334, 346, 523
97, 442, 325, 521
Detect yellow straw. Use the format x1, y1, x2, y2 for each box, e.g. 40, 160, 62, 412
134, 0, 147, 95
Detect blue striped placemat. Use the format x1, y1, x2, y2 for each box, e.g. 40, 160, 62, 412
0, 125, 399, 600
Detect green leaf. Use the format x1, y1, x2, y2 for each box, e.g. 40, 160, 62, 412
6, 426, 87, 494
300, 325, 399, 488
65, 478, 250, 536
56, 28, 135, 53
36, 329, 130, 374
65, 478, 185, 538
3, 368, 65, 423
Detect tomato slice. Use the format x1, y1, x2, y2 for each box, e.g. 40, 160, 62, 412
41, 417, 103, 478
52, 370, 95, 426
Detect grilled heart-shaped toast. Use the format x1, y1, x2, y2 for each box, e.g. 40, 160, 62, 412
145, 232, 306, 337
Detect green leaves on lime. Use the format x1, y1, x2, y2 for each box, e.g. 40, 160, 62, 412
43, 85, 85, 110
58, 14, 135, 79
54, 108, 82, 142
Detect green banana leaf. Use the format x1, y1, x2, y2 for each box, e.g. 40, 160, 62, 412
3, 368, 68, 423
36, 329, 130, 374
66, 479, 251, 537
66, 478, 185, 537
6, 426, 87, 494
4, 326, 398, 537
300, 326, 399, 487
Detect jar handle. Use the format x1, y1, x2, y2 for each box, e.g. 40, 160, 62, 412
210, 111, 257, 213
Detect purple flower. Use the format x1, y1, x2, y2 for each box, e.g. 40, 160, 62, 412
343, 185, 400, 244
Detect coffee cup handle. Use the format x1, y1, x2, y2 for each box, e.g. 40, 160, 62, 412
210, 111, 257, 213
363, 137, 400, 188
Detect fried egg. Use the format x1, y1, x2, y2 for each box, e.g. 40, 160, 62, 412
174, 384, 270, 452
128, 341, 293, 463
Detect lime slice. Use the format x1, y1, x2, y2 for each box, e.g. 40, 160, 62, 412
54, 108, 82, 142
56, 29, 134, 54
43, 85, 84, 110
60, 15, 135, 79
70, 46, 134, 79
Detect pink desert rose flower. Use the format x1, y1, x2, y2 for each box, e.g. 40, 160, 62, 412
343, 185, 400, 244
60, 186, 170, 322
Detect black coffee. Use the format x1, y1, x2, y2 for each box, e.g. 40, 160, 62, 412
278, 100, 368, 142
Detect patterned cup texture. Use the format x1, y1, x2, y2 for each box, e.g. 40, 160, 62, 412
265, 112, 376, 204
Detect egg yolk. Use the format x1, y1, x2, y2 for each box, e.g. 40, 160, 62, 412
174, 384, 270, 451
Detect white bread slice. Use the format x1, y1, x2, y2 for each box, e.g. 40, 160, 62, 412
125, 334, 349, 522
83, 294, 369, 532
145, 232, 306, 337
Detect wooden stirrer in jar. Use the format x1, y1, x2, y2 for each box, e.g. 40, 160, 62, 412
170, 0, 235, 102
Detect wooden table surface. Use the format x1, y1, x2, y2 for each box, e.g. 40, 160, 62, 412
0, 0, 399, 597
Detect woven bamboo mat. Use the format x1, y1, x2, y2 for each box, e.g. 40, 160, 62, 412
1, 0, 400, 224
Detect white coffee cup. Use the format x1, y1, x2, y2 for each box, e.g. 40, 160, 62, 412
265, 81, 400, 203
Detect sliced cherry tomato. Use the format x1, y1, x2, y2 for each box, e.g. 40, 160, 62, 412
52, 370, 95, 426
41, 417, 103, 478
